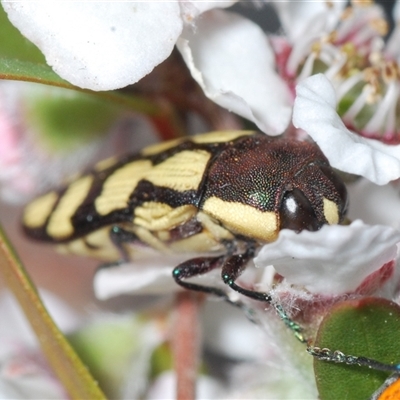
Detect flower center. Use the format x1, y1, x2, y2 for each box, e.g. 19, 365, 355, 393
283, 1, 400, 143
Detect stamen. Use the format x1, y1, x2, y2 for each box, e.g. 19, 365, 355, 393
297, 52, 317, 82
335, 70, 363, 101
341, 6, 353, 21
363, 81, 399, 136
324, 51, 348, 81
370, 18, 388, 36
284, 0, 400, 140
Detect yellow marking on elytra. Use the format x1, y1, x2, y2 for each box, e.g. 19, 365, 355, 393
202, 197, 278, 242
191, 130, 255, 143
141, 131, 255, 157
47, 175, 93, 239
141, 138, 183, 156
94, 156, 118, 171
134, 202, 196, 231
95, 159, 152, 215
23, 191, 58, 228
323, 198, 339, 225
145, 150, 211, 191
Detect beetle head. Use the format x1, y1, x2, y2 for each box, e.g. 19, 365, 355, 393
279, 163, 348, 233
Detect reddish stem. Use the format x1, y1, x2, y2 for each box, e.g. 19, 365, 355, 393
173, 291, 203, 400
149, 99, 186, 141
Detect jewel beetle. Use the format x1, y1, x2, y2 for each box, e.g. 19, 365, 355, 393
22, 130, 348, 303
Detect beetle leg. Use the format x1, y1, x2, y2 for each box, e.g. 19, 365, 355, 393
221, 244, 271, 302
173, 256, 232, 300
221, 246, 306, 342
98, 225, 139, 269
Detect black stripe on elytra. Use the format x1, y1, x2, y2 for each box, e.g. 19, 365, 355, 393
23, 133, 258, 243
46, 181, 198, 243
65, 135, 259, 241
128, 180, 199, 208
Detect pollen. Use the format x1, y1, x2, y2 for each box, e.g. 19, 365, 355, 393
370, 18, 388, 36
351, 0, 373, 7
341, 6, 353, 21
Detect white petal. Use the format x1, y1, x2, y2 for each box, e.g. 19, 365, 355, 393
0, 366, 64, 400
93, 254, 222, 299
273, 1, 344, 43
386, 0, 400, 59
0, 290, 81, 352
2, 2, 182, 90
254, 220, 400, 295
93, 261, 177, 300
347, 179, 400, 229
201, 301, 264, 360
385, 25, 400, 59
177, 9, 292, 135
179, 0, 238, 23
146, 371, 224, 400
293, 74, 400, 185
393, 0, 400, 21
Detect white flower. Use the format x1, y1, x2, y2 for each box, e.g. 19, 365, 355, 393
94, 255, 186, 299
1, 1, 290, 134
177, 9, 292, 135
293, 74, 400, 185
254, 220, 400, 295
277, 1, 400, 184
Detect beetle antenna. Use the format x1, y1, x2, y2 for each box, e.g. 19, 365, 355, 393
307, 346, 400, 372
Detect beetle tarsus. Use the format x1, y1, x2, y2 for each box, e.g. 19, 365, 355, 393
220, 244, 273, 302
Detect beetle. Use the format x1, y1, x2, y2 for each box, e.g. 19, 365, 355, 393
22, 130, 348, 306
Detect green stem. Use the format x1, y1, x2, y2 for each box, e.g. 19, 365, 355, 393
0, 224, 106, 400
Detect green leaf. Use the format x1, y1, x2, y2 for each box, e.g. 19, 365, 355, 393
313, 297, 400, 400
0, 224, 106, 399
0, 56, 70, 87
0, 5, 45, 63
0, 56, 160, 113
22, 85, 123, 151
150, 342, 174, 380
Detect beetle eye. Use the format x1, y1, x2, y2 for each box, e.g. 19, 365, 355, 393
280, 189, 322, 232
